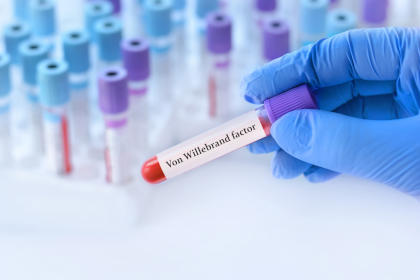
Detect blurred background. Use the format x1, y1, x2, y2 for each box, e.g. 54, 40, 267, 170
1, 0, 420, 279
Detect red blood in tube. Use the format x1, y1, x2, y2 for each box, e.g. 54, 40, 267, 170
141, 156, 167, 184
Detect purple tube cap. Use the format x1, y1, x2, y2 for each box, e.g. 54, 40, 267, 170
263, 84, 317, 123
98, 67, 129, 114
255, 0, 277, 12
121, 38, 150, 81
363, 0, 389, 23
206, 12, 232, 54
263, 19, 290, 61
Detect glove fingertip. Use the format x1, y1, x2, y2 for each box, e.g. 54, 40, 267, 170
304, 168, 339, 183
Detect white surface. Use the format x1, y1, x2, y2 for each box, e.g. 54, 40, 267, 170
1, 0, 420, 279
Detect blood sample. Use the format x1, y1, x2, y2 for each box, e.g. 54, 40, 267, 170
0, 54, 12, 166
362, 0, 389, 27
206, 11, 232, 119
98, 67, 130, 184
142, 85, 317, 184
62, 30, 91, 150
38, 59, 72, 175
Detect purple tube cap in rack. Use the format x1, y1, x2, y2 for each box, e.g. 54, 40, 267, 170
263, 19, 290, 61
121, 38, 150, 81
98, 67, 129, 115
255, 0, 277, 12
206, 11, 232, 54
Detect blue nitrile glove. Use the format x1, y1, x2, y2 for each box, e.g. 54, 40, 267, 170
242, 28, 420, 197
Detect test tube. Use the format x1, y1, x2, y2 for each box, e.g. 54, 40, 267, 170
262, 19, 290, 62
326, 9, 357, 37
0, 54, 12, 166
98, 67, 130, 184
13, 0, 29, 22
362, 0, 389, 27
38, 59, 72, 175
142, 85, 317, 184
3, 22, 31, 67
300, 0, 328, 46
122, 38, 150, 160
84, 0, 113, 43
144, 0, 173, 103
254, 0, 278, 26
62, 30, 91, 151
196, 0, 219, 33
206, 12, 232, 119
108, 0, 121, 15
29, 0, 57, 51
19, 39, 50, 159
94, 16, 123, 70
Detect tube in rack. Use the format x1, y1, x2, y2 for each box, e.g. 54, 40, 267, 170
122, 38, 150, 160
206, 11, 232, 119
262, 19, 290, 62
0, 54, 12, 166
98, 67, 130, 184
94, 16, 123, 70
300, 0, 328, 46
62, 29, 91, 151
19, 39, 50, 160
29, 0, 57, 51
38, 59, 72, 175
326, 9, 357, 37
142, 85, 317, 184
84, 1, 114, 44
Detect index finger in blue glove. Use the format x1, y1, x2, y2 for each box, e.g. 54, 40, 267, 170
241, 28, 403, 104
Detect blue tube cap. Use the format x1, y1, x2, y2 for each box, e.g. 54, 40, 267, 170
326, 9, 357, 37
174, 0, 186, 10
62, 30, 90, 73
85, 1, 114, 42
0, 54, 11, 98
300, 0, 328, 34
3, 21, 32, 65
196, 0, 219, 19
144, 0, 172, 38
29, 0, 56, 37
14, 0, 29, 22
95, 16, 122, 63
38, 59, 69, 106
19, 39, 50, 86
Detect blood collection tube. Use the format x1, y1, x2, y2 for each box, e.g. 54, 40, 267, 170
19, 39, 50, 159
300, 0, 328, 46
326, 9, 357, 37
98, 67, 130, 184
0, 54, 12, 166
362, 0, 389, 27
84, 0, 113, 44
62, 30, 91, 150
196, 0, 219, 33
262, 19, 290, 62
29, 0, 57, 51
108, 0, 121, 15
38, 59, 72, 175
94, 16, 123, 70
122, 38, 150, 159
206, 12, 232, 119
173, 0, 186, 26
142, 85, 317, 183
254, 0, 278, 26
4, 22, 31, 67
13, 0, 29, 22
144, 0, 174, 103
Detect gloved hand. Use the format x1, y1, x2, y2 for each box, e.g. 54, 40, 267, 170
242, 27, 420, 197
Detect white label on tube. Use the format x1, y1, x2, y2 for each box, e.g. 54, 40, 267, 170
157, 110, 267, 178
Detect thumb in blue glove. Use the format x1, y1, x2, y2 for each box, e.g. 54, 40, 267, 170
242, 28, 420, 196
